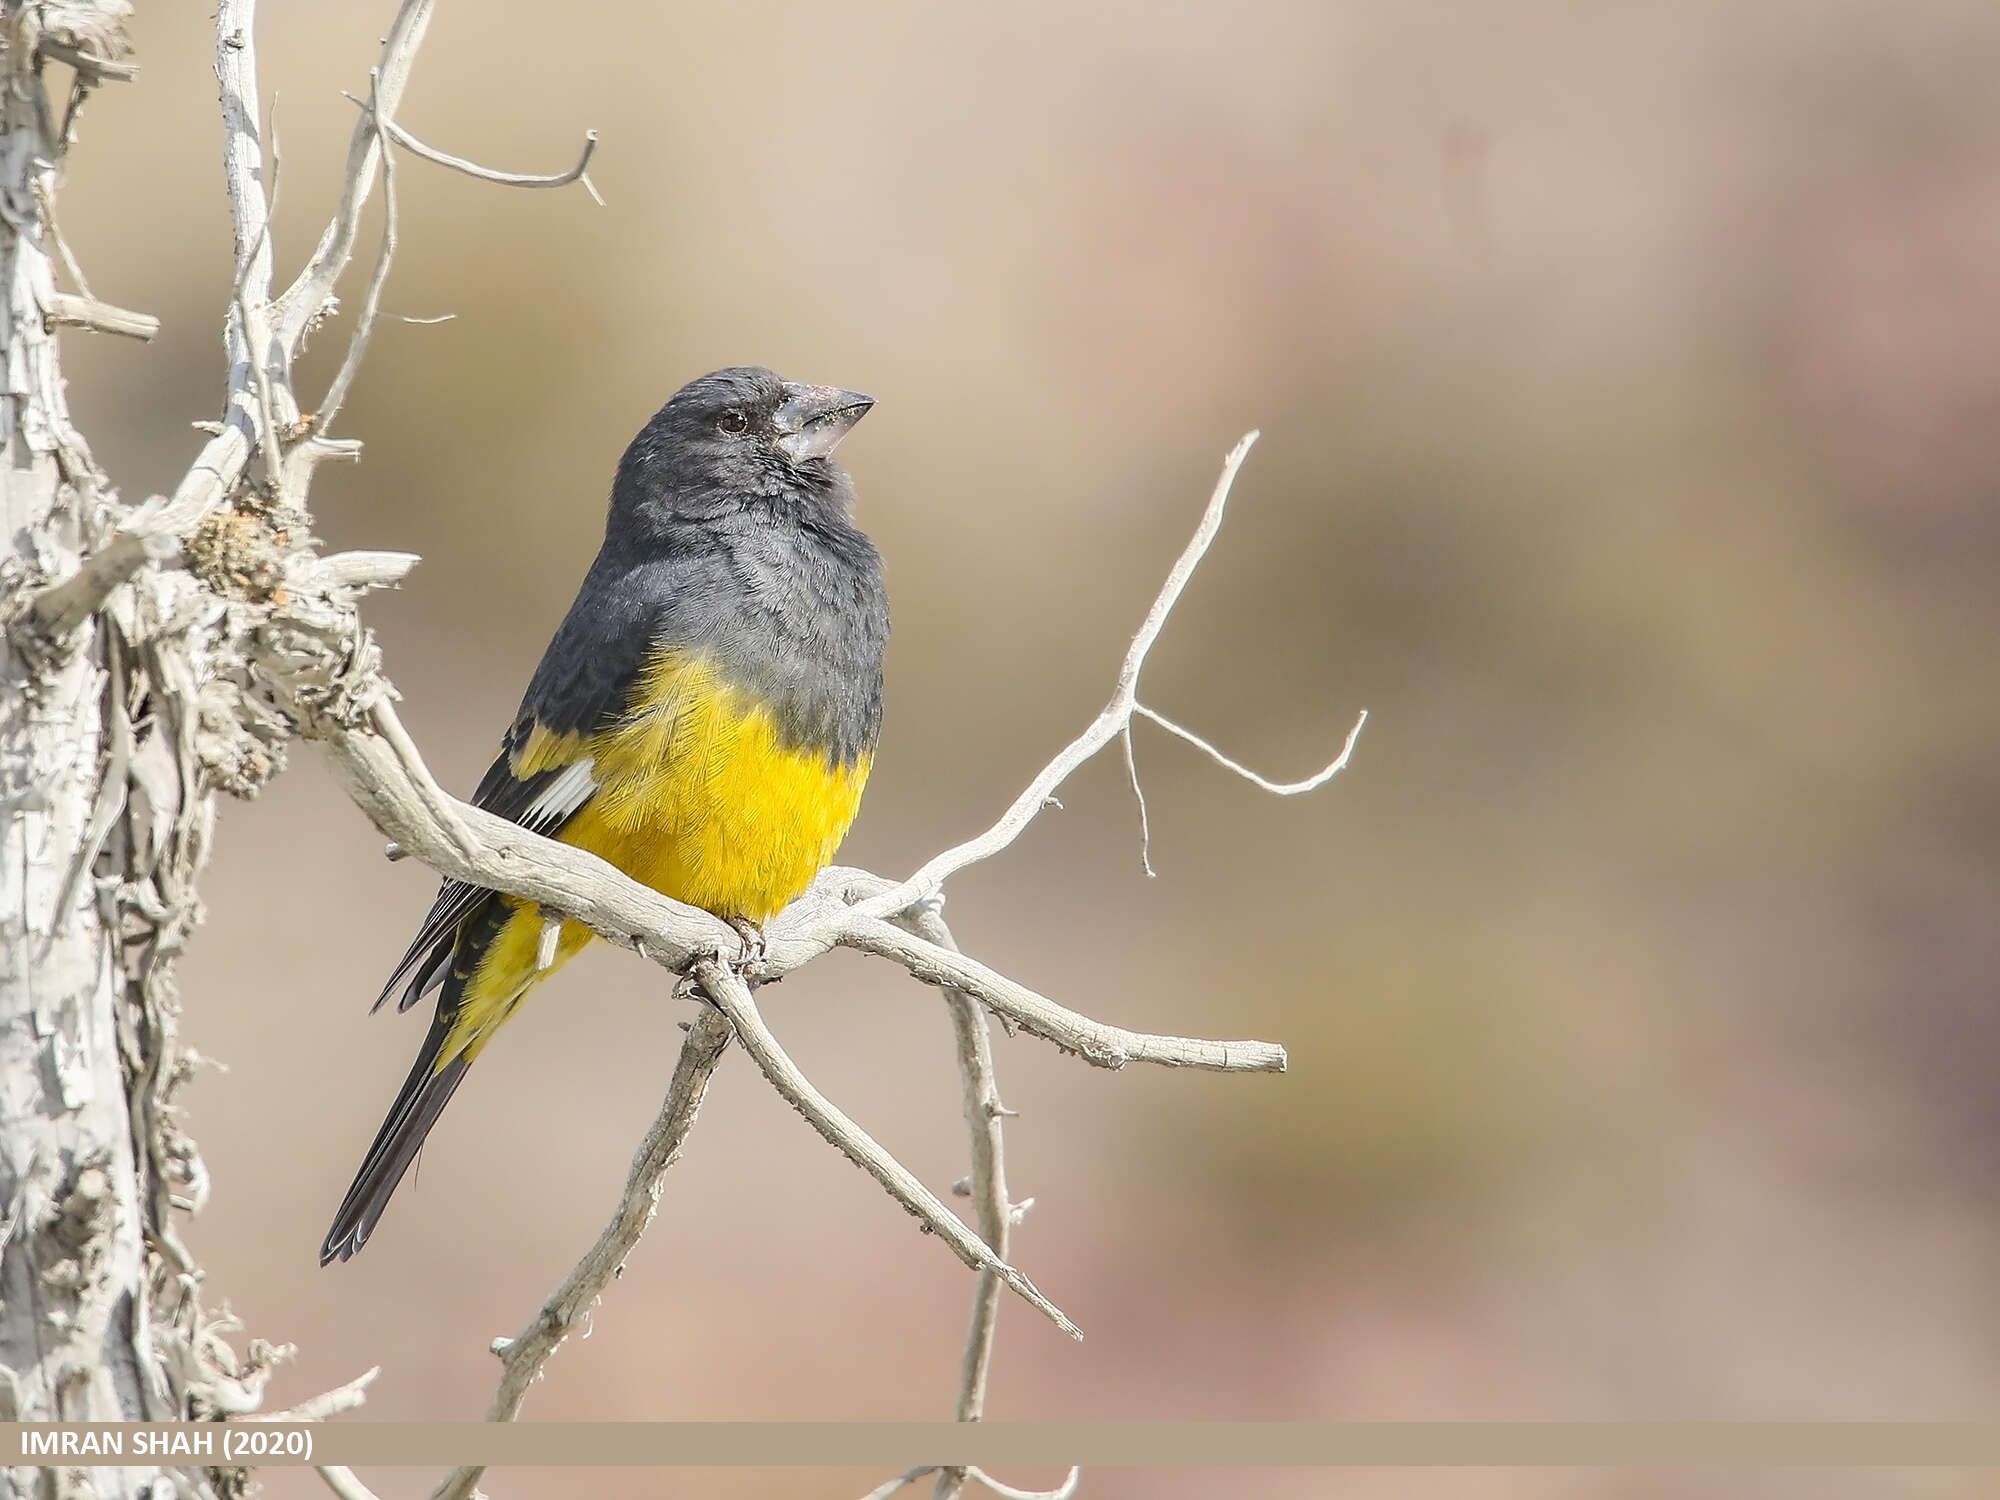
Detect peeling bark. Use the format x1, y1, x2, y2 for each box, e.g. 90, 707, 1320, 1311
1, 7, 282, 1496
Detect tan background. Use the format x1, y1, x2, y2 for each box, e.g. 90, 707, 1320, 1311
44, 1, 2000, 1496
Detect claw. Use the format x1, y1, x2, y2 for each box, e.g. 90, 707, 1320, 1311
727, 916, 766, 974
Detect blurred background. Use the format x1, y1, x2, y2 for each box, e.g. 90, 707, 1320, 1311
45, 0, 2000, 1495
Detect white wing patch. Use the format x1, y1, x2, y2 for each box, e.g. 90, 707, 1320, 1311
523, 756, 597, 831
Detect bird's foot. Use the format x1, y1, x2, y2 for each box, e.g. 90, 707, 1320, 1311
727, 916, 767, 976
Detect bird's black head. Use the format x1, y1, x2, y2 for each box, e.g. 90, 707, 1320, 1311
610, 366, 874, 539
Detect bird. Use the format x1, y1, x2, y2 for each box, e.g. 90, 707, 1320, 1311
320, 366, 888, 1264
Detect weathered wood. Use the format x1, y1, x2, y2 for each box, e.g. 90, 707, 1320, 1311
1, 5, 279, 1494
0, 0, 156, 1480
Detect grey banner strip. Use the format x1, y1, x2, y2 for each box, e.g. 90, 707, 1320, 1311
7, 1423, 2000, 1468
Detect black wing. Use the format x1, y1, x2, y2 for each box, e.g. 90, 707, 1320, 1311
371, 547, 671, 1013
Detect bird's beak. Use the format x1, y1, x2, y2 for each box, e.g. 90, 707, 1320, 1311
773, 382, 874, 463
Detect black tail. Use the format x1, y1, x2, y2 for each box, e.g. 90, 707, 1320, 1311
320, 1007, 472, 1264
325, 894, 530, 1263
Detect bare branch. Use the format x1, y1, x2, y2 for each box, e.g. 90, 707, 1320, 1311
1136, 702, 1369, 797
429, 1007, 733, 1500
314, 70, 400, 437
299, 549, 421, 594
836, 914, 1286, 1073
265, 433, 1314, 1458
37, 37, 138, 83
242, 1366, 378, 1423
304, 700, 744, 966
17, 521, 176, 641
217, 0, 292, 502
916, 902, 1013, 1500
155, 421, 252, 537
347, 99, 603, 204
692, 958, 1083, 1341
926, 905, 1011, 1421
853, 432, 1269, 922
1120, 724, 1154, 878
366, 699, 478, 863
295, 696, 1292, 1076
273, 0, 434, 353
44, 291, 157, 340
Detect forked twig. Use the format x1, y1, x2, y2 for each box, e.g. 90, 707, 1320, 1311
692, 958, 1081, 1341
429, 1006, 732, 1500
853, 433, 1364, 923
913, 900, 1014, 1500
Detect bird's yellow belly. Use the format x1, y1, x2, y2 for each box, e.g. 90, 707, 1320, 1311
565, 658, 871, 924
446, 656, 869, 1067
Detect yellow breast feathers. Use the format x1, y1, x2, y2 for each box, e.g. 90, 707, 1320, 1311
540, 649, 870, 927
439, 649, 870, 1069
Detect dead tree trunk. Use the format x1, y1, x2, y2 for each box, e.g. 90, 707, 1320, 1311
1, 5, 283, 1493
0, 0, 159, 1439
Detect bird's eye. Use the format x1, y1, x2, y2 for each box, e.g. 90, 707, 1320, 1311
717, 409, 748, 435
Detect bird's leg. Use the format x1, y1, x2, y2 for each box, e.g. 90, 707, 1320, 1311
727, 915, 766, 973
675, 918, 767, 1004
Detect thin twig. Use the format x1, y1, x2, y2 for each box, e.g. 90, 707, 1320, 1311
836, 914, 1286, 1073
853, 432, 1271, 923
692, 959, 1083, 1341
163, 0, 430, 543
914, 903, 1013, 1500
313, 70, 399, 437
1136, 703, 1369, 796
274, 0, 433, 353
430, 1007, 732, 1500
1120, 724, 1154, 878
242, 1366, 378, 1423
933, 909, 1010, 1420
342, 100, 603, 204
